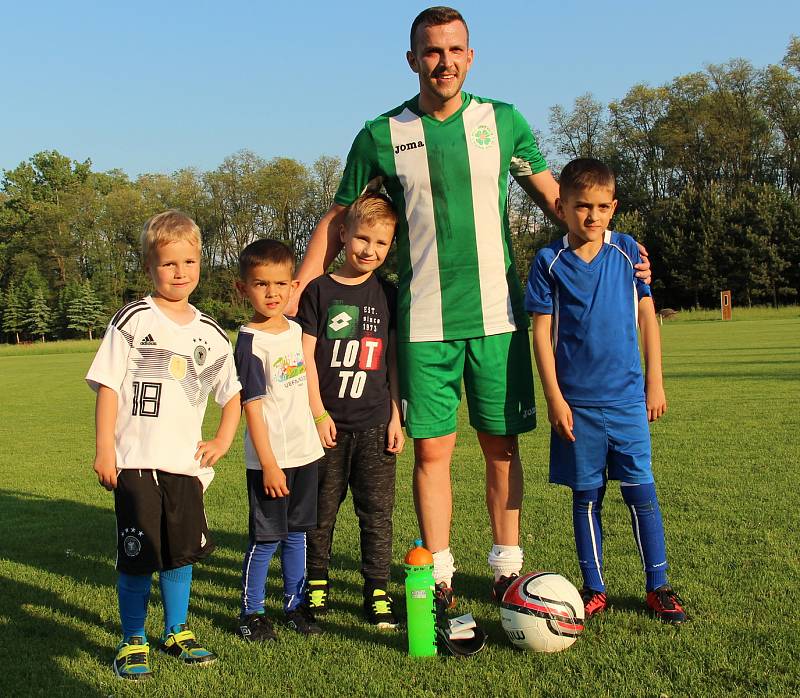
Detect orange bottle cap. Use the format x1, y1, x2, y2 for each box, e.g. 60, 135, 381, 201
404, 541, 433, 565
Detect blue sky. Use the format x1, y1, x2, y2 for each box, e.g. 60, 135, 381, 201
2, 0, 797, 177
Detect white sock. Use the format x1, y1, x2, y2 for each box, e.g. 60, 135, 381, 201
488, 544, 523, 581
432, 548, 456, 587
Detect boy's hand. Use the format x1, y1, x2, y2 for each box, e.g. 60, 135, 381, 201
195, 437, 232, 468
386, 419, 405, 454
646, 383, 668, 422
634, 242, 652, 285
316, 415, 337, 448
547, 397, 576, 442
262, 465, 290, 498
93, 455, 118, 491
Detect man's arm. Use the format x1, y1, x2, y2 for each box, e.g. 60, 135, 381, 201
290, 204, 348, 315
514, 170, 562, 228
531, 313, 575, 442
637, 296, 667, 422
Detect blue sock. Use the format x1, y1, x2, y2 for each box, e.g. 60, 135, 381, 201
118, 572, 152, 640
281, 532, 307, 612
159, 565, 193, 635
572, 486, 606, 592
241, 541, 279, 616
620, 482, 669, 591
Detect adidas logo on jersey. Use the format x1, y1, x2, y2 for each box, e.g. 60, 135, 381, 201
140, 334, 157, 346
394, 140, 425, 154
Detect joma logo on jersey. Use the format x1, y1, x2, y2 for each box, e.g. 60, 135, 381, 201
394, 140, 425, 154
327, 304, 359, 339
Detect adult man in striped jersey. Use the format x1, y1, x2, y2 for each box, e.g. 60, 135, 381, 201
294, 6, 649, 606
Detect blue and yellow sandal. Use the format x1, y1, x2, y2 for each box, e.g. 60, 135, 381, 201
113, 635, 153, 680
158, 624, 217, 666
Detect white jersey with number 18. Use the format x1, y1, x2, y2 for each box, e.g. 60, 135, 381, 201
86, 296, 241, 488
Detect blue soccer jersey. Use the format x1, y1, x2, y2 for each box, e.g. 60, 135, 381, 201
524, 230, 651, 406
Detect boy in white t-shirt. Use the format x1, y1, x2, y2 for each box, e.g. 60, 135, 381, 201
86, 210, 242, 680
234, 239, 325, 641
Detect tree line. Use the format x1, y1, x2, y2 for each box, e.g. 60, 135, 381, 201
1, 39, 798, 342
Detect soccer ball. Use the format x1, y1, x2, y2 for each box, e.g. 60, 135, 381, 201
499, 572, 585, 652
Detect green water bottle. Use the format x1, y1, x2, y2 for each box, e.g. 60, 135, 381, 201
404, 539, 437, 657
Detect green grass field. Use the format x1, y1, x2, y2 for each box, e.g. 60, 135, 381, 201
1, 307, 798, 697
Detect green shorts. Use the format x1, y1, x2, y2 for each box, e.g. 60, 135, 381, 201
398, 330, 537, 439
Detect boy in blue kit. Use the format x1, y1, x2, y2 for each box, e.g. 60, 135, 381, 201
526, 158, 687, 623
296, 192, 404, 628
86, 210, 242, 680
234, 239, 325, 642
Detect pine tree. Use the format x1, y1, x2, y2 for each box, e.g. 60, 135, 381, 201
67, 279, 106, 340
2, 283, 26, 344
25, 289, 52, 342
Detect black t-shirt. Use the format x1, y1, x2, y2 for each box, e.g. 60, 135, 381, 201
296, 273, 397, 432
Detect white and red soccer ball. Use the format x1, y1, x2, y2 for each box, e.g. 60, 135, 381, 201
499, 572, 585, 652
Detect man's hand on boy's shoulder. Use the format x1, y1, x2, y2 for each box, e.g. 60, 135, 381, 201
385, 419, 405, 455
316, 414, 337, 448
634, 242, 652, 285
262, 464, 290, 498
93, 455, 118, 490
646, 383, 667, 423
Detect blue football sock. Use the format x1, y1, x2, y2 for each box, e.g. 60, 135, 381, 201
117, 572, 152, 640
572, 486, 606, 592
241, 541, 279, 616
281, 532, 307, 612
620, 482, 669, 591
159, 564, 193, 635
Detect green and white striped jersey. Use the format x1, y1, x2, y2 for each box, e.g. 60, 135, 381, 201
334, 92, 548, 342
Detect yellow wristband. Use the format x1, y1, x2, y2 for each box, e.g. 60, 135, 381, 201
314, 411, 329, 425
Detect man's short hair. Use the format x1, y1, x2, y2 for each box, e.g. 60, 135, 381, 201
410, 6, 469, 51
344, 192, 398, 233
559, 158, 616, 198
238, 238, 295, 278
141, 210, 201, 264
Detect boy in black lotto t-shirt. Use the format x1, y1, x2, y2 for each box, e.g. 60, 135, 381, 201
296, 192, 404, 629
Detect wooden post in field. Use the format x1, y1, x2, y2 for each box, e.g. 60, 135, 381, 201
720, 290, 732, 321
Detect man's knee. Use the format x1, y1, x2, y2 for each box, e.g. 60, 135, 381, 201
413, 433, 457, 471
478, 432, 520, 465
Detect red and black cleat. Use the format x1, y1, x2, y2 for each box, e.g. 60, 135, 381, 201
491, 573, 519, 604
580, 586, 608, 617
646, 585, 687, 624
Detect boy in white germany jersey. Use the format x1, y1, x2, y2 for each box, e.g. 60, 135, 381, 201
234, 239, 325, 642
86, 210, 242, 681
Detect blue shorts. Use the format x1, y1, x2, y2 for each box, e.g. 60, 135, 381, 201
549, 403, 654, 490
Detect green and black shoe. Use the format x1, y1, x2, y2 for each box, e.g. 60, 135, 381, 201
113, 635, 153, 681
307, 578, 329, 615
158, 624, 217, 666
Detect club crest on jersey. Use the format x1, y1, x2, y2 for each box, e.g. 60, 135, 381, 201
169, 355, 188, 380
193, 339, 210, 366
471, 125, 496, 149
327, 304, 359, 339
394, 140, 425, 154
121, 528, 144, 558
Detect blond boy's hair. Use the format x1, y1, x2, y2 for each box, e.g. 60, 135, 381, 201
344, 192, 398, 233
141, 210, 201, 264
